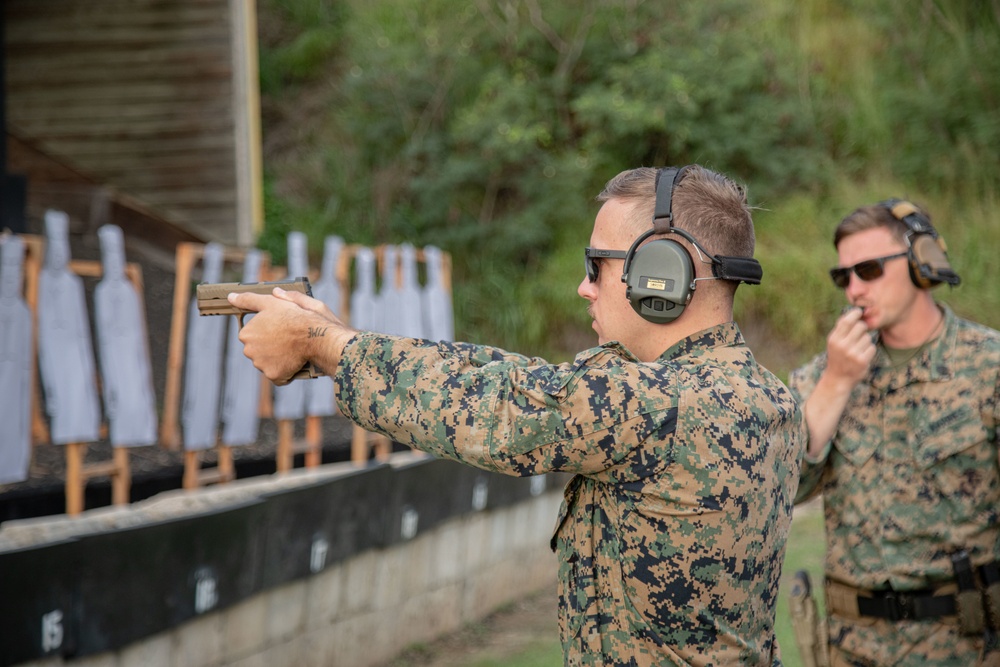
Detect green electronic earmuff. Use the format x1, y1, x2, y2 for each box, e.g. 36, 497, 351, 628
620, 166, 762, 324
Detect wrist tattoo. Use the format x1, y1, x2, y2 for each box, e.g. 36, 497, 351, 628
307, 326, 329, 338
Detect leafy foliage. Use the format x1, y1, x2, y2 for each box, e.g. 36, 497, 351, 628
257, 0, 1000, 370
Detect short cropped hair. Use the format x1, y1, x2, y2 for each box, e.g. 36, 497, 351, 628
597, 165, 756, 259
833, 203, 917, 249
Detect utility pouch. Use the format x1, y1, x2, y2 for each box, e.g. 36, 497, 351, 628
981, 562, 1000, 631
789, 570, 829, 667
952, 551, 985, 636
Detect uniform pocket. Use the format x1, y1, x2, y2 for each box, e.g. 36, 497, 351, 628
910, 406, 997, 523
557, 552, 600, 654
911, 406, 990, 472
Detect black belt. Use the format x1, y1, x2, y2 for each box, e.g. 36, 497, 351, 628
857, 589, 957, 621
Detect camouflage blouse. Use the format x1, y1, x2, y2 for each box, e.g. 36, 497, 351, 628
336, 322, 803, 666
790, 305, 1000, 591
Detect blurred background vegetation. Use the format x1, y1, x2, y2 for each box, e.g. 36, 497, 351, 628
255, 0, 1000, 380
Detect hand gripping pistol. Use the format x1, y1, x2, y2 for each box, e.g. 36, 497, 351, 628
195, 277, 324, 380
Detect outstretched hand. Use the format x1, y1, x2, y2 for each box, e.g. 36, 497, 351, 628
228, 287, 356, 384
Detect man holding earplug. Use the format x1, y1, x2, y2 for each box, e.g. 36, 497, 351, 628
789, 199, 1000, 666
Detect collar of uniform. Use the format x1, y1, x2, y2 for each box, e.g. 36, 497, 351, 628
598, 340, 641, 362
656, 321, 744, 364
870, 304, 954, 391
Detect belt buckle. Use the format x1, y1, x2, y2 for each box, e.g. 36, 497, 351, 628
887, 592, 915, 621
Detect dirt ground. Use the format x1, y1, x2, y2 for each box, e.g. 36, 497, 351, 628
383, 583, 560, 667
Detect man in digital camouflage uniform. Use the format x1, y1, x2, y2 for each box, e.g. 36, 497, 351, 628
789, 200, 1000, 666
231, 165, 804, 665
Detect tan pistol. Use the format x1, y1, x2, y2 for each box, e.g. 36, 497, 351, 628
195, 277, 324, 380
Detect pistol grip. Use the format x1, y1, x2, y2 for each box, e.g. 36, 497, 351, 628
289, 362, 323, 380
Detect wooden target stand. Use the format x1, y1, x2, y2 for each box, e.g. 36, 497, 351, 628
263, 243, 453, 473
162, 242, 273, 489
162, 242, 360, 484
20, 234, 143, 516
162, 241, 453, 483
346, 244, 453, 467
268, 246, 352, 474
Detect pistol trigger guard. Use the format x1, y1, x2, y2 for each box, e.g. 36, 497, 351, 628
237, 312, 246, 329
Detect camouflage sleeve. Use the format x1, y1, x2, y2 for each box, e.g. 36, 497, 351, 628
335, 332, 673, 477
439, 339, 549, 368
787, 355, 830, 503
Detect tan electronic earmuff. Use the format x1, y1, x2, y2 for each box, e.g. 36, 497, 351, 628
620, 166, 762, 324
881, 199, 961, 289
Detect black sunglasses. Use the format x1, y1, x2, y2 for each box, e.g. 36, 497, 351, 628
829, 251, 908, 289
584, 247, 629, 283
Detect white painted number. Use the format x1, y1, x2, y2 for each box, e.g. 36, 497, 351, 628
472, 478, 489, 511
310, 536, 329, 573
41, 609, 63, 652
194, 569, 218, 614
401, 506, 419, 540
530, 475, 546, 496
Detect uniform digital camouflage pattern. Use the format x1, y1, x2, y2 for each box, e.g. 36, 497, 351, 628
789, 305, 1000, 666
336, 322, 804, 666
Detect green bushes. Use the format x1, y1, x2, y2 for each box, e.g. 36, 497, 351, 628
257, 0, 1000, 368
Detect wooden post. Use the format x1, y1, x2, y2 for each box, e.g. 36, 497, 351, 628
111, 447, 131, 506
276, 419, 294, 473
217, 445, 234, 482
349, 427, 393, 466
161, 242, 197, 450
65, 443, 85, 516
350, 426, 367, 466
183, 451, 200, 490
374, 434, 392, 461
304, 415, 322, 468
